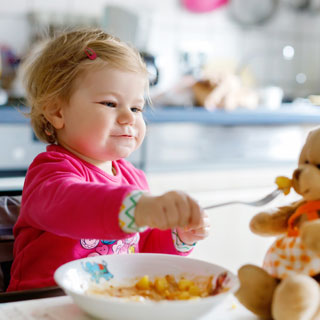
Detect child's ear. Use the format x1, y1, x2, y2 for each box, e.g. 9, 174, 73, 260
43, 101, 65, 130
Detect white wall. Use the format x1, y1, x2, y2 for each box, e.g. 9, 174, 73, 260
1, 0, 320, 98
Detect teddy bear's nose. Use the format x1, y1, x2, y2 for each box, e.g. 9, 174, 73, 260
293, 169, 302, 181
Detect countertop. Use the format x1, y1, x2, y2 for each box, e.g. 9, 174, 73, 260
1, 102, 320, 125
144, 103, 320, 125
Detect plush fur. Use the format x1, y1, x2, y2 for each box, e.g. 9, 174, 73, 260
235, 127, 320, 320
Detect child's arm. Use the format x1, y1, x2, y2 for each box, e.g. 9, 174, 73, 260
19, 157, 142, 240
20, 152, 209, 250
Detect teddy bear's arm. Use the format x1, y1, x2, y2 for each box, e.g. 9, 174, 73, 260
250, 200, 305, 236
301, 220, 320, 254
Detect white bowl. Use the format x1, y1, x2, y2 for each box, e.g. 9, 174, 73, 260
54, 253, 239, 320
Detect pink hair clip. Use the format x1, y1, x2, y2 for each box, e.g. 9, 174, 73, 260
84, 47, 97, 60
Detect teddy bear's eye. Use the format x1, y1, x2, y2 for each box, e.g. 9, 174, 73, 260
317, 164, 320, 169
305, 160, 309, 164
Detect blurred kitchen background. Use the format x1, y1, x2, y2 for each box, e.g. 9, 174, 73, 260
1, 0, 320, 272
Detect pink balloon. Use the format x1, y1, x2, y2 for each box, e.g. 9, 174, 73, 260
182, 0, 228, 13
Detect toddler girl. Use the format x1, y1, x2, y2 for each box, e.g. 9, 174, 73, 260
7, 28, 210, 291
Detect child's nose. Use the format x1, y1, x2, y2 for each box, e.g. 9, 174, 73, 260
117, 107, 135, 125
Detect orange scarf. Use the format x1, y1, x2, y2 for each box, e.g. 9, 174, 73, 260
287, 200, 320, 236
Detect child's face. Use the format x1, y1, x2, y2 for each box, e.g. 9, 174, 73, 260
56, 65, 147, 168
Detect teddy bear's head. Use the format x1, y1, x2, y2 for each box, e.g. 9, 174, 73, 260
292, 127, 320, 201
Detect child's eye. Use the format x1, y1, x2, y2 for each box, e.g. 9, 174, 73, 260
100, 101, 117, 108
131, 107, 143, 113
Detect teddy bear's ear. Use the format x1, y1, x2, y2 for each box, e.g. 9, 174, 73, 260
298, 143, 308, 165
298, 127, 320, 165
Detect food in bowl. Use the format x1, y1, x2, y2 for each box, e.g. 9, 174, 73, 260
87, 272, 229, 302
54, 254, 239, 320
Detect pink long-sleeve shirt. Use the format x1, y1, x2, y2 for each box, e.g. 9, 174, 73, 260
8, 145, 190, 292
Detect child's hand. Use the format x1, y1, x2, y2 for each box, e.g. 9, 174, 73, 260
135, 191, 203, 230
176, 211, 210, 245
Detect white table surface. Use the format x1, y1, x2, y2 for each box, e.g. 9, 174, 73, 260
0, 295, 258, 320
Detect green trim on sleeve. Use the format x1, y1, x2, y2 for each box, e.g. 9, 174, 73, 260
119, 190, 148, 233
172, 228, 196, 252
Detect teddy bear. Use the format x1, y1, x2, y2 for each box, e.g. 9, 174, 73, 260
235, 126, 320, 320
192, 71, 259, 111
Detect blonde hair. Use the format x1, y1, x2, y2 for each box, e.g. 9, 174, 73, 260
22, 28, 149, 144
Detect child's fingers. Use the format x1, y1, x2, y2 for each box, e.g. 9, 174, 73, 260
189, 226, 211, 238
184, 212, 210, 231
175, 193, 190, 227
188, 220, 211, 233
150, 203, 167, 229
163, 197, 180, 228
155, 191, 189, 229
196, 212, 210, 228
139, 191, 208, 230
187, 197, 203, 228
162, 191, 191, 228
201, 215, 211, 229
149, 198, 171, 230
